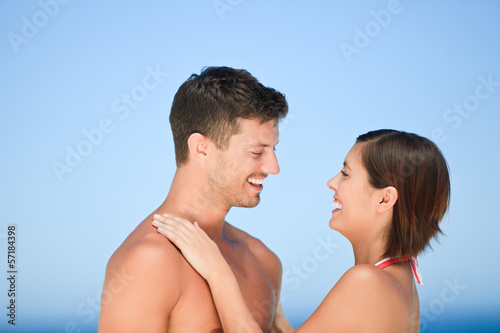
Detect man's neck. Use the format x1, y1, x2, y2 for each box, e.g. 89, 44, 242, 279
158, 167, 229, 242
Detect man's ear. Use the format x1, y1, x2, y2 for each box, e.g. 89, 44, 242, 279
376, 186, 398, 213
187, 133, 209, 163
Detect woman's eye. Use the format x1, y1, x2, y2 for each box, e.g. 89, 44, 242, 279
341, 170, 348, 177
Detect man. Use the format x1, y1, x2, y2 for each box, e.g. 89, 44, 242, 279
98, 67, 290, 332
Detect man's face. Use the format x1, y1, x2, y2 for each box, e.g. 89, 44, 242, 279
206, 118, 280, 209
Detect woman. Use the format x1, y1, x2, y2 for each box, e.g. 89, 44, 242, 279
152, 129, 450, 332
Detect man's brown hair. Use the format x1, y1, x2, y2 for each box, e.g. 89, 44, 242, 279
169, 66, 288, 166
356, 129, 451, 258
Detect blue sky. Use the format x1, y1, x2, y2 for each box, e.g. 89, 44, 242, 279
1, 1, 499, 332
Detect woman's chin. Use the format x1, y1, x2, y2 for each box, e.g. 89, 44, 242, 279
328, 217, 339, 231
329, 218, 348, 239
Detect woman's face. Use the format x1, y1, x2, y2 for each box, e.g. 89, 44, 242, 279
327, 143, 381, 239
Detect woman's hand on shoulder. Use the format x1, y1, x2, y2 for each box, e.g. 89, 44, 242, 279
152, 214, 230, 281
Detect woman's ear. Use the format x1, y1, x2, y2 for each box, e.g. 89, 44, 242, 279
376, 186, 398, 213
187, 133, 208, 163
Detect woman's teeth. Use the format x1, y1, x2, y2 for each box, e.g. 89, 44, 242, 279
332, 200, 343, 210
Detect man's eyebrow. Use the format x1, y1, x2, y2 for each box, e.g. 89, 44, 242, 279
248, 140, 279, 148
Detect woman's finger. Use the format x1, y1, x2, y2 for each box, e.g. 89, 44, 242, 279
153, 215, 209, 249
157, 224, 188, 246
158, 214, 196, 232
154, 220, 195, 246
162, 214, 194, 226
153, 214, 189, 234
153, 214, 198, 234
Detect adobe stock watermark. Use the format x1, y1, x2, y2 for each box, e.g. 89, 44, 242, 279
416, 277, 468, 332
7, 0, 71, 54
279, 113, 297, 134
51, 64, 168, 182
432, 74, 499, 144
339, 0, 406, 63
52, 267, 135, 333
235, 299, 274, 333
281, 234, 339, 303
212, 0, 243, 21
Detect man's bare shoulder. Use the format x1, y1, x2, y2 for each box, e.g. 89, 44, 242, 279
99, 220, 186, 332
223, 222, 282, 276
103, 218, 190, 305
108, 221, 184, 272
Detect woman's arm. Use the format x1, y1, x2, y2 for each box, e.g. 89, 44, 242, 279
151, 215, 398, 332
152, 214, 264, 333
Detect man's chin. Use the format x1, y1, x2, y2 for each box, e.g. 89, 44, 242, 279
234, 195, 261, 208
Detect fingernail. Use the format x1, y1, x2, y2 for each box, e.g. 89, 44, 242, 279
154, 214, 159, 219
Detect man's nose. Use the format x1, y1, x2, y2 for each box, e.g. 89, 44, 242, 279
262, 150, 280, 175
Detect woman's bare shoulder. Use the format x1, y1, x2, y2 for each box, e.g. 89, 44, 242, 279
296, 265, 404, 333
328, 264, 392, 305
339, 264, 390, 286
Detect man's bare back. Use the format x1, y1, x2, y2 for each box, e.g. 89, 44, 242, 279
98, 210, 282, 332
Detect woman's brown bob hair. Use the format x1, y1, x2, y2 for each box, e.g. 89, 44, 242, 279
356, 130, 451, 258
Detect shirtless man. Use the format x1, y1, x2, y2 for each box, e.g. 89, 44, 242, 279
98, 67, 289, 332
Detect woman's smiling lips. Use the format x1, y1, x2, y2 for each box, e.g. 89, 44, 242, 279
332, 197, 343, 214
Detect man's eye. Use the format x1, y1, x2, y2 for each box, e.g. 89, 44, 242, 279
252, 151, 263, 156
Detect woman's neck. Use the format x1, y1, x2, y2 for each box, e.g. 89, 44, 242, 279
351, 235, 388, 265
